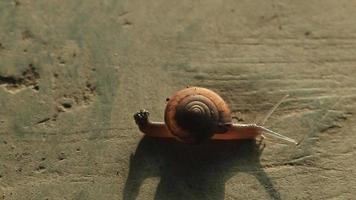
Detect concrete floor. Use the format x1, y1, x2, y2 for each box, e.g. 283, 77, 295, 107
0, 0, 356, 199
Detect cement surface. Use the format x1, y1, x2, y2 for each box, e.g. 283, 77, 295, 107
0, 1, 355, 199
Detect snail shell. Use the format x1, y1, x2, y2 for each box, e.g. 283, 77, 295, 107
164, 87, 232, 143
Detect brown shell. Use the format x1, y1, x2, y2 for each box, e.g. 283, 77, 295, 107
164, 87, 232, 143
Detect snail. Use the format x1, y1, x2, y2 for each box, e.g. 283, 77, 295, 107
134, 86, 297, 144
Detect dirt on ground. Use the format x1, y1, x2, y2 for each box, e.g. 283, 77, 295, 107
0, 0, 356, 199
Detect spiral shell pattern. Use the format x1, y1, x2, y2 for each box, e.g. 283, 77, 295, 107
164, 87, 232, 143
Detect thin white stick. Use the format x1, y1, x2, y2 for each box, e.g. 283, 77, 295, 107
259, 94, 289, 125
257, 125, 297, 145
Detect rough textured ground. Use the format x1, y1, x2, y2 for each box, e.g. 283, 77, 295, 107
1, 0, 356, 199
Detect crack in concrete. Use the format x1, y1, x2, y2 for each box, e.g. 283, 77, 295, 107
0, 64, 40, 92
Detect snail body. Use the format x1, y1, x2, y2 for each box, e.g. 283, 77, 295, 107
134, 86, 297, 145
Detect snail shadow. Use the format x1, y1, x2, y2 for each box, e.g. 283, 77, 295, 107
123, 136, 281, 200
